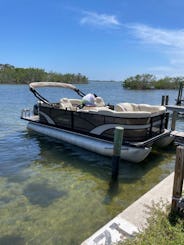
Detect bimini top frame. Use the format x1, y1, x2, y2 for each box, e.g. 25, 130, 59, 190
29, 82, 86, 104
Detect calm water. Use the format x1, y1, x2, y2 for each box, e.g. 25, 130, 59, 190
0, 82, 183, 245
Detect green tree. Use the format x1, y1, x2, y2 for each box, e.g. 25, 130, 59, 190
122, 74, 184, 90
0, 64, 88, 84
123, 74, 156, 89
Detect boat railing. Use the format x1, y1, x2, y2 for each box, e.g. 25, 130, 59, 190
21, 108, 32, 119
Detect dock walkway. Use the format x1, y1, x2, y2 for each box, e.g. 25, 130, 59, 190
171, 131, 184, 145
165, 105, 184, 144
166, 105, 184, 113
81, 173, 175, 245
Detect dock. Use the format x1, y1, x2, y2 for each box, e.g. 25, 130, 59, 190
166, 105, 184, 113
81, 173, 175, 245
165, 104, 184, 144
171, 131, 184, 145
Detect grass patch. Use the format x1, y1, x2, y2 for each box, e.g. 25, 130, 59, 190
121, 202, 184, 245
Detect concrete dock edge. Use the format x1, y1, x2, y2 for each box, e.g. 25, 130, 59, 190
81, 172, 174, 245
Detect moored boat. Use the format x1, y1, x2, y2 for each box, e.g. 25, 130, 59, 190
21, 82, 174, 163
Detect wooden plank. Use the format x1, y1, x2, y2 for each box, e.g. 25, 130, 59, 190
171, 146, 184, 212
171, 131, 184, 137
171, 111, 178, 131
166, 105, 184, 113
171, 131, 184, 145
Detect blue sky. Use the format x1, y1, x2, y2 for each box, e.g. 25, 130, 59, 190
1, 0, 184, 80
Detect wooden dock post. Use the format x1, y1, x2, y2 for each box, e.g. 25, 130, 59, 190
176, 82, 183, 105
165, 95, 169, 105
111, 126, 124, 180
161, 95, 169, 105
171, 111, 178, 131
171, 146, 184, 213
161, 95, 165, 106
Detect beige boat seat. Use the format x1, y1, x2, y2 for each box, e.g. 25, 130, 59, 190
136, 104, 166, 113
95, 97, 105, 107
89, 108, 151, 118
80, 106, 110, 113
115, 103, 166, 116
69, 99, 82, 107
115, 103, 134, 112
60, 98, 74, 110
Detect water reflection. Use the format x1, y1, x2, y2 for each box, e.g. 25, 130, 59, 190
27, 130, 176, 186
104, 179, 120, 205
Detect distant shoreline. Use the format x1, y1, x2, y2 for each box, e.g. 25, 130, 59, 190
0, 64, 88, 84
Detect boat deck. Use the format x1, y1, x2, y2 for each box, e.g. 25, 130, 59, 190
21, 115, 39, 122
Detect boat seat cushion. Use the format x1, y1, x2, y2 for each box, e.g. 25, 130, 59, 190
89, 108, 151, 118
137, 104, 166, 113
60, 98, 74, 110
113, 111, 151, 118
69, 99, 82, 106
95, 97, 105, 107
79, 106, 108, 112
115, 103, 135, 111
115, 103, 166, 116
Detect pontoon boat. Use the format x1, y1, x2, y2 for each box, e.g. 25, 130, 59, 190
21, 82, 174, 163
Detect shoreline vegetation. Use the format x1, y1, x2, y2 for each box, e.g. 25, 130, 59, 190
1, 64, 183, 90
122, 202, 184, 245
122, 74, 184, 90
0, 64, 88, 84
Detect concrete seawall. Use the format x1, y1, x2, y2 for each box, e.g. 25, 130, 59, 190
81, 172, 174, 245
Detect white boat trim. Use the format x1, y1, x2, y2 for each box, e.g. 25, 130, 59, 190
90, 123, 150, 135
39, 111, 56, 125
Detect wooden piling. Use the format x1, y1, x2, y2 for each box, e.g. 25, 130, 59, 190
161, 95, 169, 106
165, 95, 169, 105
176, 82, 183, 105
171, 111, 178, 131
111, 126, 124, 180
171, 146, 184, 213
161, 95, 165, 106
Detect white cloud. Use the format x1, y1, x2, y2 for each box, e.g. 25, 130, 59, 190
80, 11, 120, 28
170, 58, 184, 65
148, 65, 184, 77
128, 24, 184, 49
126, 24, 184, 76
77, 7, 184, 76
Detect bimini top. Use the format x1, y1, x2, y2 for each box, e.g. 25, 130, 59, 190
29, 82, 86, 104
29, 82, 77, 90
